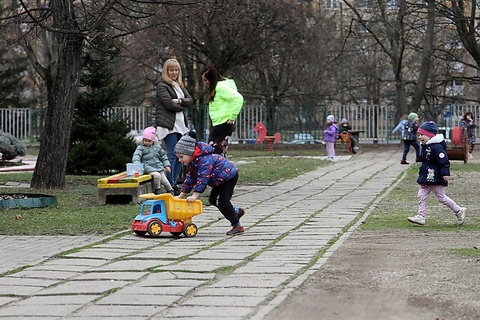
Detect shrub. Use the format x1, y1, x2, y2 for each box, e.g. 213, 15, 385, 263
66, 50, 136, 175
67, 115, 137, 175
0, 131, 27, 161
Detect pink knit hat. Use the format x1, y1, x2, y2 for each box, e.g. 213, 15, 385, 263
142, 127, 156, 141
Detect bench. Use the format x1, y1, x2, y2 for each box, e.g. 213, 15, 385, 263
446, 127, 468, 163
97, 172, 153, 205
335, 132, 354, 154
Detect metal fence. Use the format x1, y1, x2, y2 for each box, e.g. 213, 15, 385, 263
0, 107, 152, 144
2, 104, 479, 144
233, 104, 398, 143
233, 104, 480, 143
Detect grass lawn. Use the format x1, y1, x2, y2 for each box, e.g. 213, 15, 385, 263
0, 145, 328, 235
3, 144, 477, 237
361, 162, 480, 232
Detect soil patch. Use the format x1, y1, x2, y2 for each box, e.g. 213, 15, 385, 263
268, 230, 480, 320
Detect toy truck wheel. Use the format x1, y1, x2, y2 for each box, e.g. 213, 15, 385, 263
183, 223, 198, 237
147, 220, 162, 237
134, 231, 147, 236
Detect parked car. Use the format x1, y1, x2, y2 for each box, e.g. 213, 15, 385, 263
289, 133, 319, 144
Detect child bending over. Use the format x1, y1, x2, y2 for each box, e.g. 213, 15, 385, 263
174, 132, 245, 235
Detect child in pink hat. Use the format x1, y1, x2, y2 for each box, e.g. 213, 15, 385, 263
407, 121, 466, 226
132, 127, 174, 195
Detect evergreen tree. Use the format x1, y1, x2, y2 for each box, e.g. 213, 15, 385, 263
67, 53, 137, 175
0, 3, 34, 109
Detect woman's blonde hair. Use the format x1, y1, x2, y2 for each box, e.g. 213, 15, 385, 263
162, 59, 185, 88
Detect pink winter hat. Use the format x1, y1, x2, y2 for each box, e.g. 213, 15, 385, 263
142, 127, 156, 141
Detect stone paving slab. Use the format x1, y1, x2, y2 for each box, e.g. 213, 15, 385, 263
0, 150, 412, 319
91, 259, 171, 271
0, 235, 103, 275
71, 304, 165, 317
6, 270, 79, 280
96, 293, 182, 306
0, 304, 82, 317
14, 295, 98, 305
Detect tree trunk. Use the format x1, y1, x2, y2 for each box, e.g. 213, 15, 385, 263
393, 59, 408, 121
410, 0, 436, 111
30, 0, 83, 189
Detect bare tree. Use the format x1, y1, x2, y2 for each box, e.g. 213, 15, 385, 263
1, 0, 192, 188
119, 0, 336, 135
447, 0, 480, 66
436, 0, 480, 104
341, 0, 436, 120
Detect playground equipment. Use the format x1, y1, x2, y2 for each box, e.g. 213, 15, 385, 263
447, 126, 468, 163
253, 122, 281, 151
131, 193, 203, 237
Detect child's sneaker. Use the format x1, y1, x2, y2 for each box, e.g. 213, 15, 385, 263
226, 225, 244, 235
400, 160, 409, 165
456, 207, 467, 225
154, 188, 162, 195
407, 214, 425, 225
235, 207, 245, 219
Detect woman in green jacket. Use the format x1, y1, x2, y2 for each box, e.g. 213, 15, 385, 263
201, 66, 244, 156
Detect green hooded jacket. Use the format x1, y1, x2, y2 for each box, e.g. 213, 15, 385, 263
209, 78, 244, 126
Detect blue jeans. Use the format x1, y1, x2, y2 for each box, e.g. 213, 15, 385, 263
402, 140, 420, 161
163, 132, 182, 186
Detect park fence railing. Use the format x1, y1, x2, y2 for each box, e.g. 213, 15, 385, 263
1, 104, 479, 145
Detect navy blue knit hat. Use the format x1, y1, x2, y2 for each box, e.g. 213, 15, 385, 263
418, 121, 438, 138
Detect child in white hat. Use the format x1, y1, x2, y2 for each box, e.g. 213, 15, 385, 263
324, 115, 338, 160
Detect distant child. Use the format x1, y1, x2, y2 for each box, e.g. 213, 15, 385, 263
392, 112, 420, 164
391, 113, 408, 143
324, 115, 338, 160
338, 118, 357, 154
460, 111, 476, 159
174, 132, 246, 236
132, 126, 174, 195
407, 121, 466, 226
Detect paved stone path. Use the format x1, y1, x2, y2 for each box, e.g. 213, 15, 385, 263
0, 150, 409, 319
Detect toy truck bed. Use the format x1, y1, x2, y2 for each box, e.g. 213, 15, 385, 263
140, 193, 202, 221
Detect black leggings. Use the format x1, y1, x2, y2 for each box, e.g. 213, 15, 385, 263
208, 173, 239, 225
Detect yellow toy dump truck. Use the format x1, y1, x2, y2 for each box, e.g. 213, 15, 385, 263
131, 193, 203, 237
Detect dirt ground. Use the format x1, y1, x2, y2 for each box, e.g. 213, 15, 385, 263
268, 229, 480, 320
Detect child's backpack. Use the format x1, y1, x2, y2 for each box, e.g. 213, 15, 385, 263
403, 121, 416, 140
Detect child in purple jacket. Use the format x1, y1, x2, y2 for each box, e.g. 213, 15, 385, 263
174, 132, 245, 235
324, 115, 339, 160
